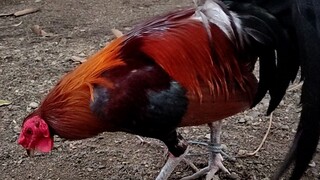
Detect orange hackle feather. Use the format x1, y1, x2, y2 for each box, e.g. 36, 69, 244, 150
39, 38, 125, 139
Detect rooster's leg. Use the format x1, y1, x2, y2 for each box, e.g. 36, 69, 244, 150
205, 121, 230, 179
156, 147, 189, 180
181, 121, 230, 180
156, 132, 188, 180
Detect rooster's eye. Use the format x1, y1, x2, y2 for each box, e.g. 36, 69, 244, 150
25, 128, 33, 135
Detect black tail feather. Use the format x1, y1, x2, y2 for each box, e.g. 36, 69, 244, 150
251, 50, 276, 107
273, 0, 320, 179
224, 0, 320, 179
225, 1, 299, 114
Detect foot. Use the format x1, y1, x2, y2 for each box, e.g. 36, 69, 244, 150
181, 144, 231, 180
156, 147, 189, 180
206, 150, 230, 179
182, 121, 232, 180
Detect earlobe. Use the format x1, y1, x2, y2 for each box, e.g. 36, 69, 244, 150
35, 136, 53, 152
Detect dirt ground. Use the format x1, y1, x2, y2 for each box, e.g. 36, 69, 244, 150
0, 0, 319, 179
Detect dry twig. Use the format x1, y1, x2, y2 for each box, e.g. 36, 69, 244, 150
14, 8, 40, 17
237, 112, 273, 157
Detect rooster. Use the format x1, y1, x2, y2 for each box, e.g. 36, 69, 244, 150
18, 0, 299, 179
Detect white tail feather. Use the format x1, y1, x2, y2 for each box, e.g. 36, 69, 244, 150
192, 0, 239, 41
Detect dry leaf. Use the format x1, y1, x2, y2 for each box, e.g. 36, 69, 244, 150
237, 149, 248, 157
31, 25, 54, 37
14, 7, 40, 17
71, 56, 86, 63
31, 25, 43, 35
111, 28, 123, 38
0, 100, 11, 107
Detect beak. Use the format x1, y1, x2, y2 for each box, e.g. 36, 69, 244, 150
26, 149, 35, 157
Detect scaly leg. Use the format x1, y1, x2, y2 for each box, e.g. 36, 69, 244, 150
206, 121, 230, 179
182, 121, 230, 180
156, 132, 189, 180
156, 147, 189, 180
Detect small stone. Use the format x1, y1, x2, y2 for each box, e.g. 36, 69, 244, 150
238, 118, 246, 123
17, 160, 23, 164
235, 163, 244, 169
309, 161, 316, 167
35, 56, 42, 61
69, 144, 76, 149
228, 172, 240, 179
29, 102, 39, 108
124, 27, 132, 31
221, 144, 228, 150
87, 167, 93, 172
280, 124, 290, 130
59, 38, 67, 46
13, 126, 20, 133
237, 150, 248, 156
248, 111, 260, 118
244, 115, 254, 121
98, 165, 106, 169
183, 129, 190, 134
51, 61, 57, 65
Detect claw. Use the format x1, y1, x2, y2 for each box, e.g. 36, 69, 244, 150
181, 153, 230, 180
156, 147, 189, 180
180, 167, 209, 180
209, 153, 230, 174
